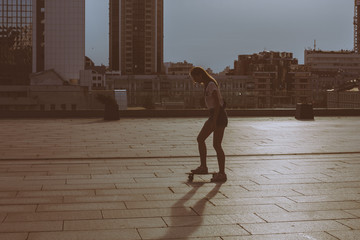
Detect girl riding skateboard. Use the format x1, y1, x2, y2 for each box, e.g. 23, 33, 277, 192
189, 66, 228, 182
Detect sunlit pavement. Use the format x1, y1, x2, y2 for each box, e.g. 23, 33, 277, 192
0, 117, 359, 239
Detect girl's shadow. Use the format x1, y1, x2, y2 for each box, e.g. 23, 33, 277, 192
159, 182, 222, 239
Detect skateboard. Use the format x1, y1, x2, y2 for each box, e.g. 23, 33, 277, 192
186, 172, 216, 182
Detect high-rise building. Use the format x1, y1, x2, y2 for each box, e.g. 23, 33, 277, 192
32, 0, 85, 83
0, 0, 33, 85
109, 0, 163, 75
355, 0, 360, 53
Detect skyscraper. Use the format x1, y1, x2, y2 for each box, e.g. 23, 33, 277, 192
32, 0, 85, 83
355, 0, 360, 53
0, 0, 33, 85
109, 0, 163, 75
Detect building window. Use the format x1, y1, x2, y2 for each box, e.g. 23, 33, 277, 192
50, 104, 56, 111
258, 84, 266, 89
71, 104, 77, 111
61, 104, 66, 111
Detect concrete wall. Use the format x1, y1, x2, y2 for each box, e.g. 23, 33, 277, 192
1, 108, 360, 119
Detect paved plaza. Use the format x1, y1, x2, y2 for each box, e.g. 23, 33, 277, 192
0, 116, 360, 239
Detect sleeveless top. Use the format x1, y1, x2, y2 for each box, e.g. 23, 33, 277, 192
204, 81, 224, 109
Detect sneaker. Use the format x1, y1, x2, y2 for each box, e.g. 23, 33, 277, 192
211, 172, 227, 182
191, 166, 208, 174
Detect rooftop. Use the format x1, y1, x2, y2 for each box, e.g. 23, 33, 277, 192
0, 116, 359, 239
305, 49, 356, 55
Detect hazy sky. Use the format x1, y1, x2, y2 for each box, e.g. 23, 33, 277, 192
86, 0, 354, 73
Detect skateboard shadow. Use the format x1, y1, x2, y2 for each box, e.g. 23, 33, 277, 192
158, 183, 222, 239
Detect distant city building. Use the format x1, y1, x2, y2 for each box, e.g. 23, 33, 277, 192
32, 0, 85, 83
0, 70, 89, 111
109, 0, 164, 75
327, 80, 360, 108
85, 56, 95, 69
289, 65, 314, 105
107, 74, 253, 109
83, 56, 108, 90
219, 66, 231, 76
80, 70, 107, 90
0, 0, 33, 85
230, 51, 302, 107
305, 49, 360, 76
233, 51, 297, 88
0, 69, 114, 111
164, 61, 193, 75
304, 49, 360, 107
354, 0, 360, 53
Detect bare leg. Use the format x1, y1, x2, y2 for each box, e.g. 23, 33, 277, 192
197, 120, 214, 168
213, 126, 226, 174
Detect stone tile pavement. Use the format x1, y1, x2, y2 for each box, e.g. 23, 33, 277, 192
0, 117, 360, 239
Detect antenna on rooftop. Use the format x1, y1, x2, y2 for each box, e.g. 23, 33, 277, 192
314, 39, 316, 50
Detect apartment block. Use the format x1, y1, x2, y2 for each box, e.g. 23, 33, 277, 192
289, 65, 313, 104
305, 49, 360, 76
165, 61, 194, 75
109, 0, 163, 75
32, 0, 85, 83
231, 51, 300, 107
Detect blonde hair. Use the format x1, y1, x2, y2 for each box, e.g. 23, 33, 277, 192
190, 66, 218, 86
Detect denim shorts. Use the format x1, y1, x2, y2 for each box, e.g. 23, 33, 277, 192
208, 107, 228, 127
